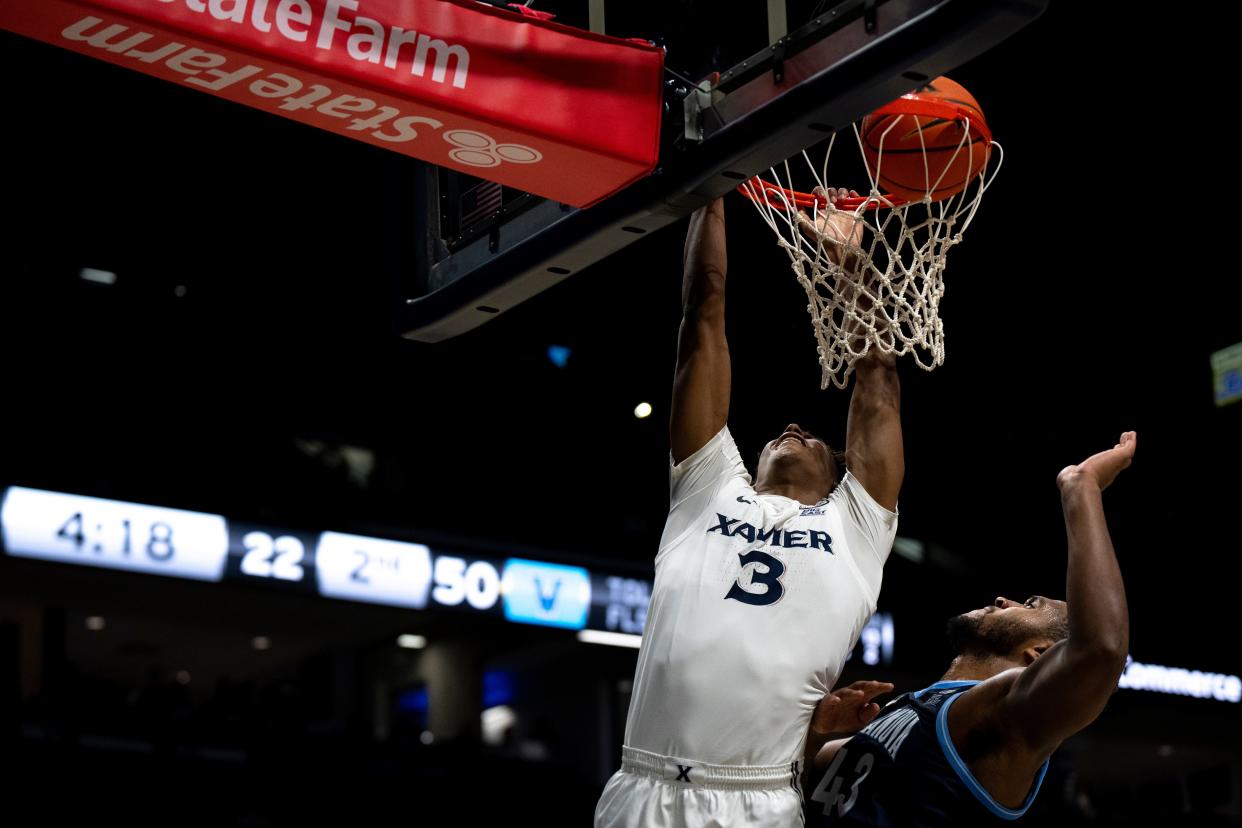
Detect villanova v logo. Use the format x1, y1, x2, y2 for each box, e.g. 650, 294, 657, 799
534, 576, 561, 611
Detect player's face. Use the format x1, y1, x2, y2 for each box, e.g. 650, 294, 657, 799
949, 595, 1068, 655
757, 423, 839, 490
972, 595, 1067, 629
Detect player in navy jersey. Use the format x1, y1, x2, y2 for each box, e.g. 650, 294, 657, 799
802, 432, 1136, 827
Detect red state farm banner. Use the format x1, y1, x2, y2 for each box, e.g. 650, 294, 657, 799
0, 0, 664, 207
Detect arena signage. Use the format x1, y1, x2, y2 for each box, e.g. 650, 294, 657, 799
0, 0, 663, 206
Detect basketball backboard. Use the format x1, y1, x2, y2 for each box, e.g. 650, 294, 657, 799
402, 0, 1048, 341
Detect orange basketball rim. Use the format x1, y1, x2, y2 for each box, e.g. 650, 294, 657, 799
738, 77, 994, 212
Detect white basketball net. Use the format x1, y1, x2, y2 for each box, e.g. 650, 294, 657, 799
741, 120, 1002, 389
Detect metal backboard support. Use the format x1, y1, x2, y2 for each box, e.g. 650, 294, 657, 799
399, 0, 1047, 342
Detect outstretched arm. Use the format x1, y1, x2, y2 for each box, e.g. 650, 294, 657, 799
1000, 432, 1134, 751
800, 187, 903, 509
956, 433, 1135, 762
845, 350, 902, 511
670, 198, 731, 464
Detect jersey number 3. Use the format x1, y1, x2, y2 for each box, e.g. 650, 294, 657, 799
724, 550, 785, 606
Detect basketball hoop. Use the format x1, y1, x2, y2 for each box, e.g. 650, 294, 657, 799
738, 77, 1002, 389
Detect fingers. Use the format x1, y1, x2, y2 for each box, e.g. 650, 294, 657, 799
1102, 430, 1136, 468
813, 688, 862, 717
809, 692, 843, 733
796, 212, 826, 244
866, 682, 894, 701
811, 682, 894, 736
812, 691, 843, 714
1115, 430, 1136, 472
841, 680, 894, 701
812, 186, 861, 208
1058, 430, 1138, 492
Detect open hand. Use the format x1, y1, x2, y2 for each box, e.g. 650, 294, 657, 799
1057, 431, 1137, 493
796, 186, 865, 262
810, 680, 894, 737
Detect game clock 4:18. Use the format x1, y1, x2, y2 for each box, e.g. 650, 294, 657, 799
0, 487, 230, 582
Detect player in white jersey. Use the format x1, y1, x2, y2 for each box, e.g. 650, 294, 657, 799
595, 191, 904, 828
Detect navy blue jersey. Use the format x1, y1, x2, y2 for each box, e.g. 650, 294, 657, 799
804, 681, 1049, 827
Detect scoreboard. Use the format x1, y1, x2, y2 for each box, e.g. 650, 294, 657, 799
0, 486, 650, 635
0, 485, 894, 667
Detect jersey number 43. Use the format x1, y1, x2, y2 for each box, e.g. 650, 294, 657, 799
810, 746, 874, 817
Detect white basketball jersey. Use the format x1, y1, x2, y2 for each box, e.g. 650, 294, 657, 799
624, 425, 898, 767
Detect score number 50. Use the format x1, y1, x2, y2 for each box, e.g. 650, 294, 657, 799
431, 555, 501, 610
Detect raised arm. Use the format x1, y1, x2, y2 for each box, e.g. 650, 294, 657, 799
844, 352, 903, 511
799, 187, 904, 510
997, 432, 1134, 753
955, 433, 1135, 764
670, 198, 731, 464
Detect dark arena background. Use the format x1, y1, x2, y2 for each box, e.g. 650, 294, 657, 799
2, 1, 1239, 825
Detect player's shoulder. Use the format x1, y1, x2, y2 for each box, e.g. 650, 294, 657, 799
943, 671, 1023, 740
671, 426, 751, 479
829, 470, 899, 521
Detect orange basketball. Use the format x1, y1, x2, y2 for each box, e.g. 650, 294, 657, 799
860, 77, 991, 203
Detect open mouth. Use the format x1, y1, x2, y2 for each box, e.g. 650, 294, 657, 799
777, 432, 806, 447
